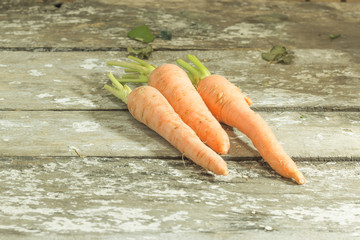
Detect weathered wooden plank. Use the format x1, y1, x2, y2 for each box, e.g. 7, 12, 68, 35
1, 50, 359, 110
0, 111, 359, 159
0, 0, 359, 50
0, 157, 359, 239
285, 0, 360, 2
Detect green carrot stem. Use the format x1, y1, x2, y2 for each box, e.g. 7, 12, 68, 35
122, 73, 142, 79
104, 85, 127, 103
124, 68, 138, 73
176, 59, 201, 87
128, 55, 157, 71
107, 61, 150, 75
117, 76, 149, 83
186, 54, 211, 79
105, 72, 132, 104
107, 72, 123, 90
107, 56, 157, 82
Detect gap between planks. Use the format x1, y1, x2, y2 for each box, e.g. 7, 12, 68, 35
1, 155, 358, 162
1, 107, 360, 112
0, 47, 265, 52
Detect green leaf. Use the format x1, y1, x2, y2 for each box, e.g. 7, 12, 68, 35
127, 45, 153, 59
127, 25, 155, 43
261, 45, 294, 64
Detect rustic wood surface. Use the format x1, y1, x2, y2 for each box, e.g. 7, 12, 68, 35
0, 0, 359, 239
1, 111, 359, 160
1, 50, 360, 111
0, 158, 359, 240
1, 0, 360, 50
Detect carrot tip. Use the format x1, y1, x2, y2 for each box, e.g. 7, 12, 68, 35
293, 171, 306, 185
297, 177, 306, 185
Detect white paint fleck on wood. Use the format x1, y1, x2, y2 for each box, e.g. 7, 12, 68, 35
53, 97, 97, 107
28, 69, 45, 76
8, 81, 21, 85
221, 22, 286, 39
80, 58, 100, 70
36, 93, 53, 98
72, 121, 100, 133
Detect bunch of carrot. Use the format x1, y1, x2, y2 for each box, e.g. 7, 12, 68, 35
105, 55, 305, 185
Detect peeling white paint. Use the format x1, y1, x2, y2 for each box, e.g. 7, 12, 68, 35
163, 211, 189, 221
0, 225, 40, 234
53, 17, 90, 25
9, 81, 21, 85
53, 97, 97, 107
270, 115, 302, 127
80, 58, 99, 70
265, 226, 273, 231
257, 88, 325, 106
40, 207, 162, 233
317, 133, 324, 140
221, 22, 286, 39
66, 6, 97, 15
44, 64, 53, 68
168, 167, 184, 177
0, 38, 11, 43
37, 93, 54, 98
1, 204, 63, 216
72, 121, 100, 132
271, 204, 360, 226
0, 120, 18, 128
293, 73, 314, 81
28, 69, 45, 76
152, 188, 188, 197
0, 64, 8, 67
5, 31, 34, 36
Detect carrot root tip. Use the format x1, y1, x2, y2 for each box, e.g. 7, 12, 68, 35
293, 171, 306, 185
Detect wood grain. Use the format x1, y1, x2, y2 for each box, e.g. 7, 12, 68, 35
0, 111, 359, 159
1, 50, 359, 111
0, 157, 359, 239
0, 0, 359, 50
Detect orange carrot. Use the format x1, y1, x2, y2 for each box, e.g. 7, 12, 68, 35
104, 72, 229, 176
177, 55, 305, 185
107, 57, 230, 155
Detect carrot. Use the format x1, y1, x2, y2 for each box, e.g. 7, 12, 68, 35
104, 72, 229, 176
107, 56, 230, 155
177, 55, 305, 185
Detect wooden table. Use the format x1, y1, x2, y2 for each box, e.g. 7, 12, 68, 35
1, 0, 359, 239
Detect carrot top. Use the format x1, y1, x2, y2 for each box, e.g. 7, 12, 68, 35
104, 72, 132, 104
176, 54, 212, 87
106, 56, 157, 83
107, 55, 209, 85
